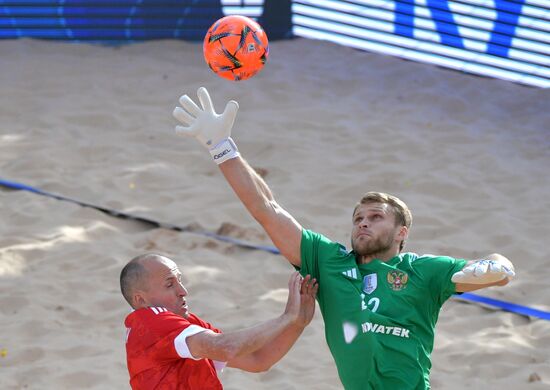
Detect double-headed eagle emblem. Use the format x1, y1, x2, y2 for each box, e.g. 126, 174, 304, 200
387, 270, 409, 291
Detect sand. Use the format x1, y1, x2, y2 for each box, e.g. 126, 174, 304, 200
0, 37, 549, 389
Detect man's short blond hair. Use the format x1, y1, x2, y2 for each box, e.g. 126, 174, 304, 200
354, 192, 412, 251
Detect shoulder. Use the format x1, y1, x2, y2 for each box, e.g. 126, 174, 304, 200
127, 306, 175, 321
186, 313, 221, 333
403, 253, 467, 278
404, 253, 457, 265
302, 229, 348, 254
125, 307, 194, 335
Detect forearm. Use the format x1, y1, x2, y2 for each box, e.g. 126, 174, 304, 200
200, 314, 293, 362
243, 324, 305, 372
219, 156, 275, 220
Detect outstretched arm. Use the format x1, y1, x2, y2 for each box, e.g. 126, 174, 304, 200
453, 253, 515, 292
218, 157, 302, 266
185, 273, 317, 368
173, 87, 302, 266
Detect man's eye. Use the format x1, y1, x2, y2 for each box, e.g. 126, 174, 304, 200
166, 283, 173, 288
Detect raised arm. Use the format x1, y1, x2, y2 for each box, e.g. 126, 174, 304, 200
185, 273, 317, 369
453, 253, 515, 292
226, 275, 318, 372
218, 157, 302, 265
173, 87, 302, 266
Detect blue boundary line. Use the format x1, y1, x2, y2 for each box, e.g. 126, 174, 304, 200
1, 177, 548, 320
456, 293, 550, 320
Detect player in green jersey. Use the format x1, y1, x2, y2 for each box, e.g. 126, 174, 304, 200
172, 87, 516, 389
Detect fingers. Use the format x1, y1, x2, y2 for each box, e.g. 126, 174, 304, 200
311, 280, 319, 297
178, 94, 202, 117
474, 261, 490, 276
220, 100, 239, 136
288, 271, 302, 292
173, 106, 195, 127
222, 100, 239, 120
300, 274, 318, 297
300, 275, 311, 294
488, 262, 515, 278
197, 87, 215, 113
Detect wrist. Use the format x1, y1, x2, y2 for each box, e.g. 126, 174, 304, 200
209, 137, 240, 164
290, 320, 307, 330
281, 312, 297, 326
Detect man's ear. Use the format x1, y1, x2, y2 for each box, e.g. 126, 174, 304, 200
132, 291, 148, 309
396, 225, 408, 241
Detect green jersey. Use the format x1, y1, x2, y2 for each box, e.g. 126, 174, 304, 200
299, 229, 466, 390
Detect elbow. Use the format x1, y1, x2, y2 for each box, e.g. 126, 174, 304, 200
254, 359, 274, 373
252, 366, 272, 373
247, 360, 274, 373
246, 350, 276, 372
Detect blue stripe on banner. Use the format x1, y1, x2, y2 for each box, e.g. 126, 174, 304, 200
1, 177, 548, 320
427, 0, 464, 49
487, 0, 526, 57
394, 0, 415, 38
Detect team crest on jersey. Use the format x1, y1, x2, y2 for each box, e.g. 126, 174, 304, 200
362, 273, 377, 294
387, 270, 408, 291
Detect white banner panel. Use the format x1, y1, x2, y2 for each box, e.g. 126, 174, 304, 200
292, 0, 550, 88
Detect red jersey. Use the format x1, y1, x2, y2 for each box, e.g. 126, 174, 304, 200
124, 307, 223, 390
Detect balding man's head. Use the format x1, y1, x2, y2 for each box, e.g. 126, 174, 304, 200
120, 253, 168, 308
120, 253, 189, 317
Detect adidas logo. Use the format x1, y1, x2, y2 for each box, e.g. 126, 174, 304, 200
342, 268, 358, 279
150, 307, 168, 315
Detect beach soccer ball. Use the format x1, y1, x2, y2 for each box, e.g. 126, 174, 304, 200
203, 15, 269, 81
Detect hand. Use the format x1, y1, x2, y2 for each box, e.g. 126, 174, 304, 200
283, 272, 318, 328
451, 257, 515, 284
173, 87, 239, 150
296, 274, 318, 328
283, 272, 303, 324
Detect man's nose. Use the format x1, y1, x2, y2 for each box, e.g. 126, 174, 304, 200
177, 283, 188, 297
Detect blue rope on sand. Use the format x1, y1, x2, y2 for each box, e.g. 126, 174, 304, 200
1, 177, 548, 320
456, 293, 550, 320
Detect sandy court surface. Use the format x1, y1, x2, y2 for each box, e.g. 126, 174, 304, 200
0, 37, 549, 389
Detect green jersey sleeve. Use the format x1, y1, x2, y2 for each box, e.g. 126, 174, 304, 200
410, 254, 467, 306
298, 229, 348, 283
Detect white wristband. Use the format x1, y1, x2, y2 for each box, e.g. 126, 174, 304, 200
209, 138, 240, 165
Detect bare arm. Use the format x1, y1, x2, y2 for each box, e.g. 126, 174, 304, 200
173, 88, 302, 266
227, 275, 318, 372
454, 253, 515, 292
219, 156, 303, 266
185, 315, 294, 363
185, 273, 313, 365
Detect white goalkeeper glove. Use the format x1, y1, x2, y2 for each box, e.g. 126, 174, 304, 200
173, 87, 240, 164
451, 259, 515, 284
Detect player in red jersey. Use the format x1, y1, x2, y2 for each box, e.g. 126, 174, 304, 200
120, 253, 318, 390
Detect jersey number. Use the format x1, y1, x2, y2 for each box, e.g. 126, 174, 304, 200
361, 294, 380, 312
